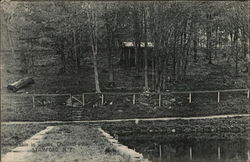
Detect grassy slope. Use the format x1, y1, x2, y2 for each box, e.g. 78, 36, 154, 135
1, 50, 248, 94
1, 50, 249, 121
1, 124, 125, 161
102, 117, 250, 140
26, 125, 125, 162
1, 124, 47, 155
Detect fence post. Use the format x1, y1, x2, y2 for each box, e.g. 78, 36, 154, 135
101, 94, 104, 105
189, 147, 192, 160
133, 94, 136, 104
247, 90, 249, 99
82, 94, 85, 106
217, 92, 220, 103
159, 94, 161, 107
32, 96, 35, 108
189, 93, 192, 103
218, 146, 221, 160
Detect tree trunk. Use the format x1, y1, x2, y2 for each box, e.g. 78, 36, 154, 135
7, 28, 15, 55
7, 77, 35, 92
206, 13, 212, 64
143, 7, 149, 91
234, 29, 239, 76
193, 23, 198, 63
152, 54, 155, 90
92, 51, 101, 93
155, 53, 159, 89
59, 40, 66, 74
172, 34, 177, 77
162, 57, 168, 90
87, 4, 101, 93
73, 29, 80, 73
144, 44, 149, 91
107, 33, 114, 83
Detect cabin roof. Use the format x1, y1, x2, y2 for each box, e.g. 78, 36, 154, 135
122, 42, 154, 48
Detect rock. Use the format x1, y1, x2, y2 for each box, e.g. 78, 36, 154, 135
107, 81, 116, 88
163, 100, 171, 105
117, 110, 123, 113
126, 98, 131, 102
93, 103, 98, 108
16, 89, 26, 93
171, 129, 176, 133
170, 98, 176, 102
73, 102, 81, 107
66, 98, 72, 106
105, 147, 116, 154
140, 102, 149, 106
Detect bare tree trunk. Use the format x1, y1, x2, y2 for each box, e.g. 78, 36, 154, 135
59, 39, 66, 74
242, 28, 248, 59
73, 29, 80, 73
152, 54, 155, 90
135, 42, 140, 75
162, 58, 168, 90
107, 32, 114, 83
133, 6, 141, 75
172, 34, 177, 77
144, 44, 149, 91
234, 29, 239, 76
206, 13, 212, 64
87, 4, 101, 93
143, 7, 149, 91
155, 53, 159, 89
92, 51, 101, 92
7, 28, 14, 55
193, 23, 198, 63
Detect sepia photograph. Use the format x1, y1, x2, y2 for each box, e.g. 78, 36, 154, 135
1, 0, 249, 161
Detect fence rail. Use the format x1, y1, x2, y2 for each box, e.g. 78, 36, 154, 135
2, 89, 249, 96
1, 89, 249, 107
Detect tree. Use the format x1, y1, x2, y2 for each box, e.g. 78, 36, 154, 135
85, 2, 101, 93
143, 5, 149, 91
103, 2, 119, 87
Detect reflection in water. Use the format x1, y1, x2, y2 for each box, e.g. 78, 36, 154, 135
119, 135, 249, 162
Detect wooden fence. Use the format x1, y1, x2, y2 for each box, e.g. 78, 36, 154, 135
1, 89, 249, 108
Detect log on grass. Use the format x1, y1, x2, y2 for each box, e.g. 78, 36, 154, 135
7, 77, 35, 92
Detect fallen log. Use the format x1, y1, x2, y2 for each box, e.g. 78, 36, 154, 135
7, 77, 35, 92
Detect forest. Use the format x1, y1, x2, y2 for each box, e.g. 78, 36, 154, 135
1, 3, 250, 161
1, 1, 249, 93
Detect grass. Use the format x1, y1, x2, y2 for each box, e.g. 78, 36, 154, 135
1, 92, 249, 121
101, 117, 250, 140
1, 124, 127, 161
1, 49, 249, 120
1, 124, 47, 155
1, 49, 248, 94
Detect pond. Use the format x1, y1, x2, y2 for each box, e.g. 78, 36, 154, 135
118, 135, 249, 162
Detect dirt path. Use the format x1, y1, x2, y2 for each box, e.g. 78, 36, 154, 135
1, 125, 125, 162
2, 113, 250, 125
